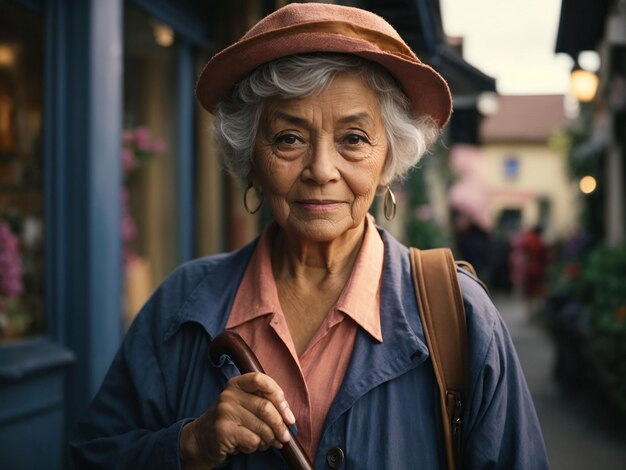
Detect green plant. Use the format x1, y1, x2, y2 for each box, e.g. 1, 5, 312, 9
577, 245, 626, 413
404, 164, 445, 249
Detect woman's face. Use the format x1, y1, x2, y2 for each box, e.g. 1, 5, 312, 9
251, 74, 388, 243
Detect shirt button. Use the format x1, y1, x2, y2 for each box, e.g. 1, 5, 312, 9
326, 447, 345, 468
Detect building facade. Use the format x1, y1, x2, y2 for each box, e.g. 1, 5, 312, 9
0, 1, 268, 467
480, 95, 578, 242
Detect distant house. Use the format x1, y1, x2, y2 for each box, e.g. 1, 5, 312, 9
480, 94, 577, 241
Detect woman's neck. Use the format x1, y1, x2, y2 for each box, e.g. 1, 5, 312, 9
270, 220, 367, 356
271, 220, 366, 287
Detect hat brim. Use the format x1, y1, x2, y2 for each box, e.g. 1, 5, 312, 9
196, 32, 452, 129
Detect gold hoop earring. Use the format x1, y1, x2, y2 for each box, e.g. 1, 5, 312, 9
383, 185, 397, 221
243, 183, 263, 214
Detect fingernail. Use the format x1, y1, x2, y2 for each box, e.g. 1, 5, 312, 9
273, 440, 283, 449
279, 401, 296, 425
281, 429, 291, 442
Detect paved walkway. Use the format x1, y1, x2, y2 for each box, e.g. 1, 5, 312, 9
493, 294, 626, 470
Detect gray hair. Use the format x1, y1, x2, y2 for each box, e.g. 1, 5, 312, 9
213, 54, 440, 185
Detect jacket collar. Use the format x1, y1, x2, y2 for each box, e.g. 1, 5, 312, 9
162, 238, 259, 342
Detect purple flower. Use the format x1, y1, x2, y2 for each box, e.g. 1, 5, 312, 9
0, 222, 24, 299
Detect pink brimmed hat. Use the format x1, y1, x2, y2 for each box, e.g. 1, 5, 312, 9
196, 2, 452, 129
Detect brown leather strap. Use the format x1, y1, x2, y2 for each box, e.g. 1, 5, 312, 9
410, 247, 468, 470
455, 260, 476, 277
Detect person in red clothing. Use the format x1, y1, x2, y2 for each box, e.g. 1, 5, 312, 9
516, 226, 549, 315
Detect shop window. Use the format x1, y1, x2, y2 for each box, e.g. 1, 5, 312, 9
123, 6, 179, 323
0, 1, 45, 341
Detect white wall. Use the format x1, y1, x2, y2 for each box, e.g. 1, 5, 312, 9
483, 142, 580, 241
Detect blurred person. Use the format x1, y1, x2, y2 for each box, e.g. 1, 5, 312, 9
453, 209, 492, 282
510, 226, 549, 315
70, 4, 548, 469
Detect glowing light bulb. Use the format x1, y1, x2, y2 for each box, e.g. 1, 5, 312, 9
579, 175, 597, 194
571, 69, 599, 102
152, 23, 174, 47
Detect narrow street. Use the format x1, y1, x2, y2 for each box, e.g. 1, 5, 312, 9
494, 295, 626, 470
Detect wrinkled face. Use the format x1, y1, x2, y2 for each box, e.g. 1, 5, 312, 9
251, 74, 389, 243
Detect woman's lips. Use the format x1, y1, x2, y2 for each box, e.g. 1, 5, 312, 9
296, 200, 343, 212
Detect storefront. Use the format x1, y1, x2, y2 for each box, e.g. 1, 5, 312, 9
0, 1, 273, 467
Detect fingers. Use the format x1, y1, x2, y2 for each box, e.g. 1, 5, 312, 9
227, 373, 294, 443
181, 373, 296, 467
235, 372, 296, 428
213, 396, 286, 448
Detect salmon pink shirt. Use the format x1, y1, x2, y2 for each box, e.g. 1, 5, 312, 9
226, 216, 384, 459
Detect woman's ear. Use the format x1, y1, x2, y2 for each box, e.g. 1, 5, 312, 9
378, 172, 391, 189
379, 156, 392, 188
246, 170, 260, 190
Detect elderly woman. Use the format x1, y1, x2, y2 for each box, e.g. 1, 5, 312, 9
71, 3, 548, 469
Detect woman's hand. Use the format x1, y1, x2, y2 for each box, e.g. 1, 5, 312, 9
179, 372, 296, 469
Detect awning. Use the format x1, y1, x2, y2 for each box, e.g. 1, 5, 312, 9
365, 0, 496, 97
555, 0, 613, 58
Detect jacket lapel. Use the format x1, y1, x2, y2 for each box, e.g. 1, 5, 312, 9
324, 231, 430, 427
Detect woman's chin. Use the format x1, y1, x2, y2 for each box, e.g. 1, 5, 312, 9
280, 216, 363, 244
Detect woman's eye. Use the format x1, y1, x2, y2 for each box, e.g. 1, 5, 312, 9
275, 134, 300, 146
344, 134, 368, 145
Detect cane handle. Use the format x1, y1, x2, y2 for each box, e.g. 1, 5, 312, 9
209, 331, 314, 470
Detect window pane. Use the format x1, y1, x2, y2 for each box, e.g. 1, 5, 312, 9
123, 6, 178, 324
0, 1, 45, 341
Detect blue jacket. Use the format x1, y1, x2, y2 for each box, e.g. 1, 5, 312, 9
70, 229, 549, 469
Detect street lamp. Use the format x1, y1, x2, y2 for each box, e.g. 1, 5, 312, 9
579, 175, 597, 194
570, 64, 599, 102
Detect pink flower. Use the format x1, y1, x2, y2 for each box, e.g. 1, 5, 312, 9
0, 222, 24, 298
121, 147, 136, 172
120, 126, 166, 268
134, 126, 152, 152
123, 248, 139, 268
121, 188, 136, 243
151, 138, 166, 154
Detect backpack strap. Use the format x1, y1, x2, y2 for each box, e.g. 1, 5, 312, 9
409, 247, 468, 470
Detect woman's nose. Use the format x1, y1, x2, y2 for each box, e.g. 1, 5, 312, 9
301, 140, 340, 184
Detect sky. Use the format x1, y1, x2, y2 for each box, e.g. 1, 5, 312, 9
440, 0, 574, 95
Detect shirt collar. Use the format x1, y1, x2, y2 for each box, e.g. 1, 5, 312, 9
335, 215, 383, 342
226, 224, 280, 329
226, 217, 384, 342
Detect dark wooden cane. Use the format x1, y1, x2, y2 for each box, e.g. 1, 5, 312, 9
209, 331, 314, 470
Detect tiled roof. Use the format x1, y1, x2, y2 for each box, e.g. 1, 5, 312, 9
480, 95, 568, 142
